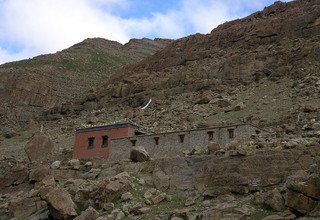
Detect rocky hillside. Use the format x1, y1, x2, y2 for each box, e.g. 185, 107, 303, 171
45, 0, 319, 132
2, 125, 320, 219
97, 0, 319, 99
1, 1, 320, 219
0, 37, 172, 125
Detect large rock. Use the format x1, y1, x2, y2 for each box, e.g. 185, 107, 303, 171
24, 133, 54, 162
74, 206, 99, 220
153, 170, 170, 190
285, 170, 320, 200
8, 196, 47, 219
29, 165, 50, 183
207, 142, 221, 155
304, 104, 318, 113
255, 188, 284, 211
68, 159, 81, 170
45, 188, 77, 220
93, 172, 132, 204
130, 146, 150, 162
0, 161, 28, 189
286, 189, 317, 215
285, 169, 320, 214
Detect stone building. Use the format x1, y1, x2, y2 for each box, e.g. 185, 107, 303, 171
73, 122, 267, 160
111, 123, 267, 160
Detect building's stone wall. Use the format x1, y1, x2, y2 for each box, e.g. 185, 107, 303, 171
111, 124, 266, 161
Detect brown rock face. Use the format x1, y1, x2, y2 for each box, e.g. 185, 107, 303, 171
75, 0, 320, 115
93, 172, 132, 204
45, 188, 78, 220
7, 196, 47, 219
0, 37, 171, 125
286, 189, 317, 215
29, 165, 50, 183
285, 169, 320, 214
258, 188, 285, 212
0, 160, 28, 189
24, 133, 54, 162
8, 197, 47, 219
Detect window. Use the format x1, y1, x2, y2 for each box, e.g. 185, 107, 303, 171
228, 129, 235, 139
102, 135, 108, 147
131, 139, 136, 147
207, 131, 214, 141
88, 137, 95, 149
179, 134, 185, 143
154, 137, 159, 145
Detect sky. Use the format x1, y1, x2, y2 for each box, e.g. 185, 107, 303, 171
0, 0, 291, 64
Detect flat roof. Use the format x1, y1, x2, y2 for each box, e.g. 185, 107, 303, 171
112, 123, 269, 140
76, 122, 140, 133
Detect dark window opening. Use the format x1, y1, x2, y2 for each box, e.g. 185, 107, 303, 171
179, 134, 185, 143
131, 140, 136, 147
207, 131, 214, 141
88, 137, 95, 149
102, 135, 109, 147
154, 137, 159, 145
228, 129, 235, 139
135, 130, 144, 135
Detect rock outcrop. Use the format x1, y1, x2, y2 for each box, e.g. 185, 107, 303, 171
285, 168, 320, 214
45, 188, 78, 220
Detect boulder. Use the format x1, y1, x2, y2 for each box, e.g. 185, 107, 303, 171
101, 202, 114, 213
195, 93, 211, 105
286, 189, 317, 215
262, 214, 296, 220
122, 202, 143, 215
304, 104, 318, 113
285, 170, 320, 214
188, 147, 205, 156
130, 146, 150, 162
233, 102, 246, 111
283, 140, 298, 149
153, 170, 170, 190
285, 170, 320, 199
120, 192, 133, 202
144, 188, 158, 200
0, 162, 28, 189
29, 165, 50, 183
94, 173, 132, 203
85, 161, 93, 168
8, 196, 47, 219
45, 188, 77, 220
262, 188, 285, 211
50, 161, 61, 170
185, 197, 196, 207
68, 159, 80, 170
81, 168, 101, 179
207, 142, 221, 155
151, 193, 168, 205
24, 133, 54, 162
212, 99, 232, 108
35, 175, 56, 198
74, 206, 99, 220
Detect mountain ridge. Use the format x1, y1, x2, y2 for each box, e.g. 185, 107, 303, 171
0, 37, 172, 126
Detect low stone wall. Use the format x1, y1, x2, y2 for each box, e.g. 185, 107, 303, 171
111, 124, 265, 161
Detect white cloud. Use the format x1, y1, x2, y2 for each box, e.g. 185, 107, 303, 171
0, 0, 288, 64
